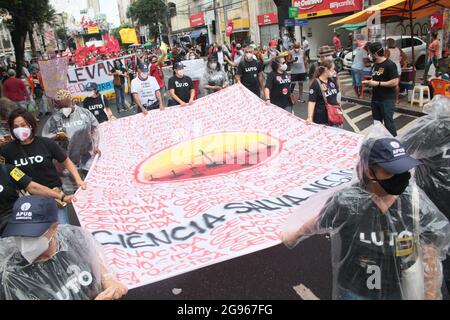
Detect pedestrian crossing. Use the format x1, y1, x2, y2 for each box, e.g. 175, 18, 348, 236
341, 102, 418, 135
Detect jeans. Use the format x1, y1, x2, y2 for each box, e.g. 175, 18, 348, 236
351, 68, 364, 87
336, 285, 402, 300
371, 100, 397, 136
114, 85, 126, 110
58, 207, 69, 224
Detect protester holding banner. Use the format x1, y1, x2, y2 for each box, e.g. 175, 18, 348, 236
83, 82, 115, 124
201, 56, 229, 95
42, 89, 100, 194
264, 56, 293, 113
167, 62, 195, 107
131, 64, 165, 114
235, 46, 265, 98
109, 60, 128, 113
0, 196, 128, 300
283, 124, 450, 300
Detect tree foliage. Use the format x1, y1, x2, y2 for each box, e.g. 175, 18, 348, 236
0, 0, 55, 74
127, 0, 167, 40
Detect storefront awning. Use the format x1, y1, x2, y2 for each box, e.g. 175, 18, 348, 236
335, 22, 367, 31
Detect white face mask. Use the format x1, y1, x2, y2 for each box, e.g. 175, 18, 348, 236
245, 53, 253, 60
280, 64, 288, 71
61, 107, 73, 118
13, 127, 32, 141
189, 55, 196, 60
139, 72, 148, 79
209, 63, 217, 70
15, 235, 52, 264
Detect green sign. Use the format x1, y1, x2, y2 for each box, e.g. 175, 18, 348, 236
289, 7, 298, 19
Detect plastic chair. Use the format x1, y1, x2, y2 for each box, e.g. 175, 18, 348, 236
430, 79, 450, 97
410, 85, 431, 107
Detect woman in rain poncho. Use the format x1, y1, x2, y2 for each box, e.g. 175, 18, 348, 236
283, 124, 450, 300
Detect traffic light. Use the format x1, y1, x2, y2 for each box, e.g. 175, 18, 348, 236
168, 2, 177, 17
211, 20, 216, 34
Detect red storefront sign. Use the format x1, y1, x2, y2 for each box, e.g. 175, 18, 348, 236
257, 12, 279, 26
292, 0, 362, 19
430, 14, 443, 30
190, 13, 205, 28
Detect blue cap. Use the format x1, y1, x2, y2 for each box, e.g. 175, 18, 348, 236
369, 138, 420, 174
2, 196, 58, 237
138, 63, 149, 72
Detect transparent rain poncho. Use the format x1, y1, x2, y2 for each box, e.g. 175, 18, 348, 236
41, 105, 99, 192
0, 225, 104, 300
400, 95, 450, 219
283, 123, 450, 300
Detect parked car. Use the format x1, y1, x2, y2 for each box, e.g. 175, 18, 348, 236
343, 36, 427, 72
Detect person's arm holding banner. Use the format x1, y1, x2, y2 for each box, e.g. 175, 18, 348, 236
133, 93, 147, 115
62, 158, 87, 190
156, 89, 165, 110
169, 89, 186, 106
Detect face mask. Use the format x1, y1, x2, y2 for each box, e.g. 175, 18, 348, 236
324, 55, 333, 62
15, 235, 52, 264
13, 127, 32, 141
189, 55, 196, 60
368, 54, 374, 62
372, 170, 411, 195
139, 72, 148, 79
61, 107, 73, 118
280, 64, 288, 71
245, 53, 253, 60
295, 48, 300, 52
209, 63, 217, 70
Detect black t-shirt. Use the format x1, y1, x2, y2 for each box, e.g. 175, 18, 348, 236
371, 59, 398, 101
168, 75, 194, 104
237, 59, 263, 93
308, 78, 339, 124
83, 95, 109, 124
0, 164, 32, 233
319, 185, 449, 299
265, 71, 292, 109
0, 137, 67, 189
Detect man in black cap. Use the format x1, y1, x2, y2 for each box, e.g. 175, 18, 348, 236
82, 82, 115, 123
283, 131, 450, 300
167, 62, 195, 107
362, 42, 399, 136
0, 195, 128, 300
130, 63, 165, 115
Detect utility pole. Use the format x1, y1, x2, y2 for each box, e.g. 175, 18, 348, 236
213, 0, 219, 44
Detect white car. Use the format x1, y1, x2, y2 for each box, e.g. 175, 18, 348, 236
343, 36, 427, 71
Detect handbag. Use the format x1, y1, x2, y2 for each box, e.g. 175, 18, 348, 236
401, 185, 425, 300
113, 74, 122, 87
317, 79, 344, 126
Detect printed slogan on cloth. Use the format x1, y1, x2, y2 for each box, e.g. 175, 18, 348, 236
73, 84, 363, 289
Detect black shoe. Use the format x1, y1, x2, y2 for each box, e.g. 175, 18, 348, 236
45, 112, 51, 116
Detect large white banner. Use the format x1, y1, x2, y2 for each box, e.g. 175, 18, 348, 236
180, 58, 205, 80
66, 55, 133, 104
73, 84, 363, 289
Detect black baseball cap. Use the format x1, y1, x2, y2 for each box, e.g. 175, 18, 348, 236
368, 138, 420, 174
173, 62, 185, 70
138, 63, 149, 72
85, 82, 98, 91
2, 196, 58, 238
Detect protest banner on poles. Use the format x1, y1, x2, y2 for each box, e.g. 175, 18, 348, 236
66, 55, 134, 104
39, 57, 69, 99
73, 84, 363, 289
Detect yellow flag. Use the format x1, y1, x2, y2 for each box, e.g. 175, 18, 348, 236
160, 42, 168, 54
119, 28, 138, 44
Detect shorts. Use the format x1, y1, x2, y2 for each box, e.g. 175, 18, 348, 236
291, 73, 306, 82
351, 68, 364, 87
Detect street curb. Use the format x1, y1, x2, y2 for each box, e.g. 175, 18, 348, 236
342, 96, 426, 117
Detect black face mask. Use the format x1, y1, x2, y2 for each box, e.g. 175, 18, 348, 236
371, 170, 411, 195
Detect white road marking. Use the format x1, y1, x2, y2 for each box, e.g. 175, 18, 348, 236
293, 283, 320, 300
